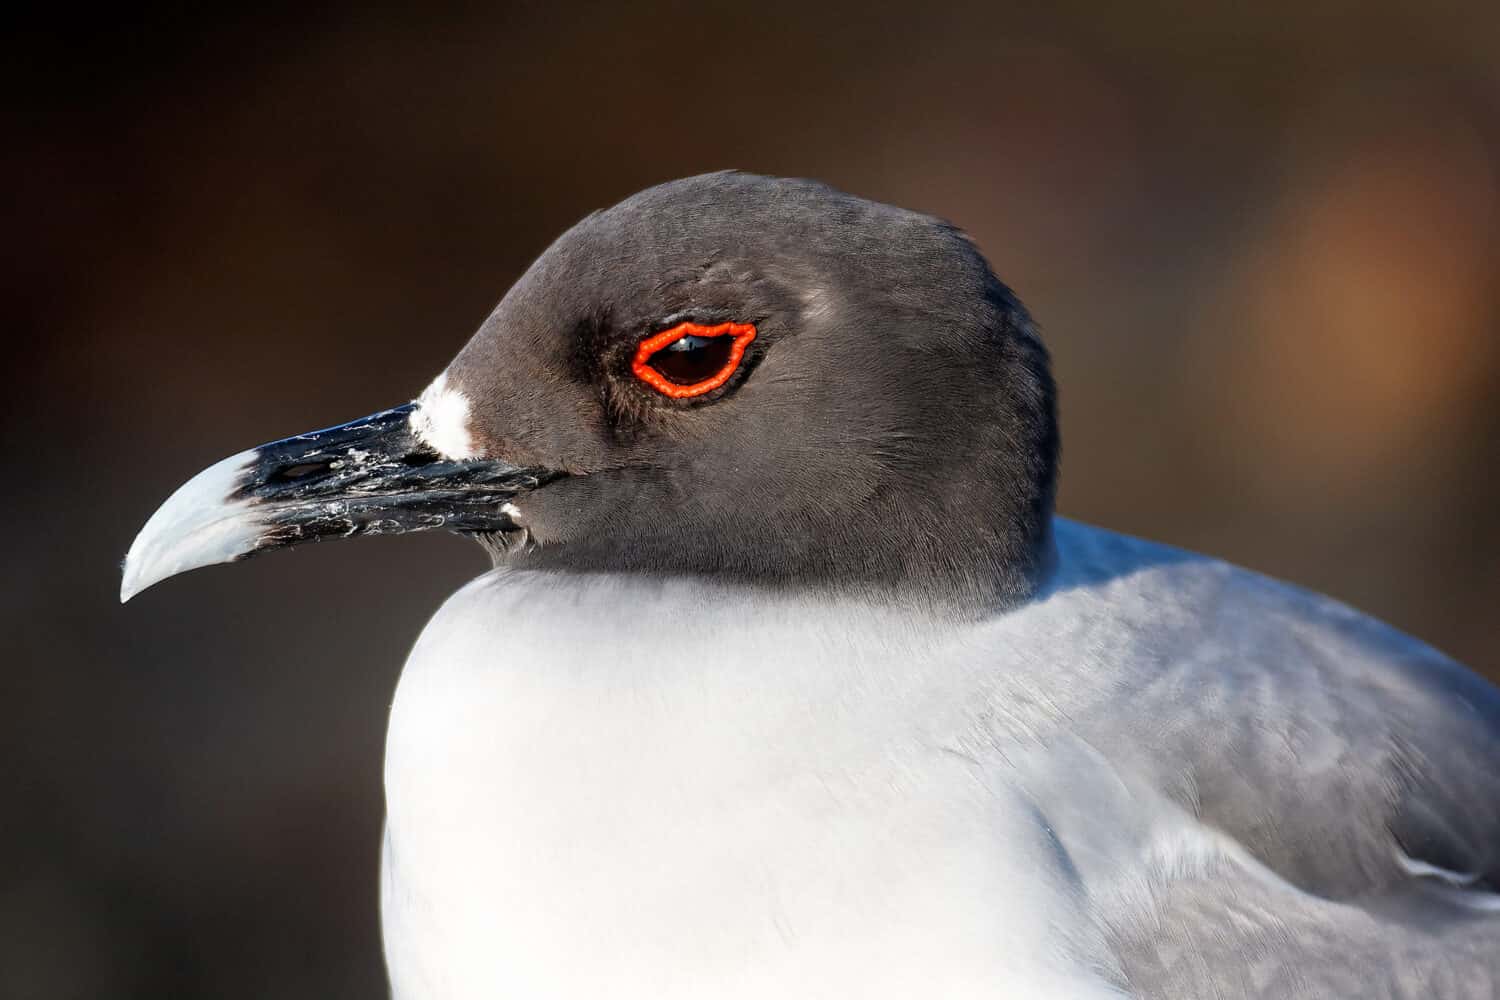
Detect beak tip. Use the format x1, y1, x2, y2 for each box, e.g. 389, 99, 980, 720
119, 557, 150, 603
118, 449, 262, 606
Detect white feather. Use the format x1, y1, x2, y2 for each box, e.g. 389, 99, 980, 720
377, 523, 1250, 999
410, 373, 480, 460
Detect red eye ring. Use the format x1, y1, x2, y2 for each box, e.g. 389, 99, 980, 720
631, 321, 757, 399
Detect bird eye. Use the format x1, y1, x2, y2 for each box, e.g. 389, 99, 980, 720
632, 321, 757, 399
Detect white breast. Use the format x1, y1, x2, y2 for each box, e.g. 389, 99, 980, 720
380, 567, 1159, 999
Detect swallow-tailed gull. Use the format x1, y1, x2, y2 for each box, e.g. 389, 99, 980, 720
123, 173, 1500, 999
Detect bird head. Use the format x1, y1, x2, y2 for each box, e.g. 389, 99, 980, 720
122, 173, 1058, 609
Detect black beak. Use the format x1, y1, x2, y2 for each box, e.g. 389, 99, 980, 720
121, 403, 558, 601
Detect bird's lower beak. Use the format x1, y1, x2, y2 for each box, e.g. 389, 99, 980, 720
120, 404, 556, 602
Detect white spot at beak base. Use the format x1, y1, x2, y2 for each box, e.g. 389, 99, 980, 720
410, 373, 480, 460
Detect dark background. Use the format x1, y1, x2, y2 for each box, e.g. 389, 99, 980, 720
8, 3, 1499, 997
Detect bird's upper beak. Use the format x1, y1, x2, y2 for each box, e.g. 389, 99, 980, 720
120, 403, 556, 602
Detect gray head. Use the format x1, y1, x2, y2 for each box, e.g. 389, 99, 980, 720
122, 172, 1058, 610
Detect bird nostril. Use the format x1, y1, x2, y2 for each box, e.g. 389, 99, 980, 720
277, 461, 332, 482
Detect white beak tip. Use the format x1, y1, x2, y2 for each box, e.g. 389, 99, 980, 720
119, 449, 265, 605
119, 565, 143, 604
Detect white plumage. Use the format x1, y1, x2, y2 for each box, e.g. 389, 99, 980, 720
379, 518, 1499, 999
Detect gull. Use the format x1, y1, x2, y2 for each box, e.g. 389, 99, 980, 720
123, 172, 1500, 999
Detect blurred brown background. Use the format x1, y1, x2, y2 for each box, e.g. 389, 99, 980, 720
7, 3, 1499, 997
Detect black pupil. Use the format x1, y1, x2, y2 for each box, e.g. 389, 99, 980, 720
649, 333, 735, 385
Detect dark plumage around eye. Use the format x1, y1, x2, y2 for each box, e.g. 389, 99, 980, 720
648, 333, 735, 385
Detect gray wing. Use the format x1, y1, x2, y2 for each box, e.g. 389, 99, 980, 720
1053, 524, 1500, 996
1109, 865, 1500, 1000
1109, 553, 1500, 899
